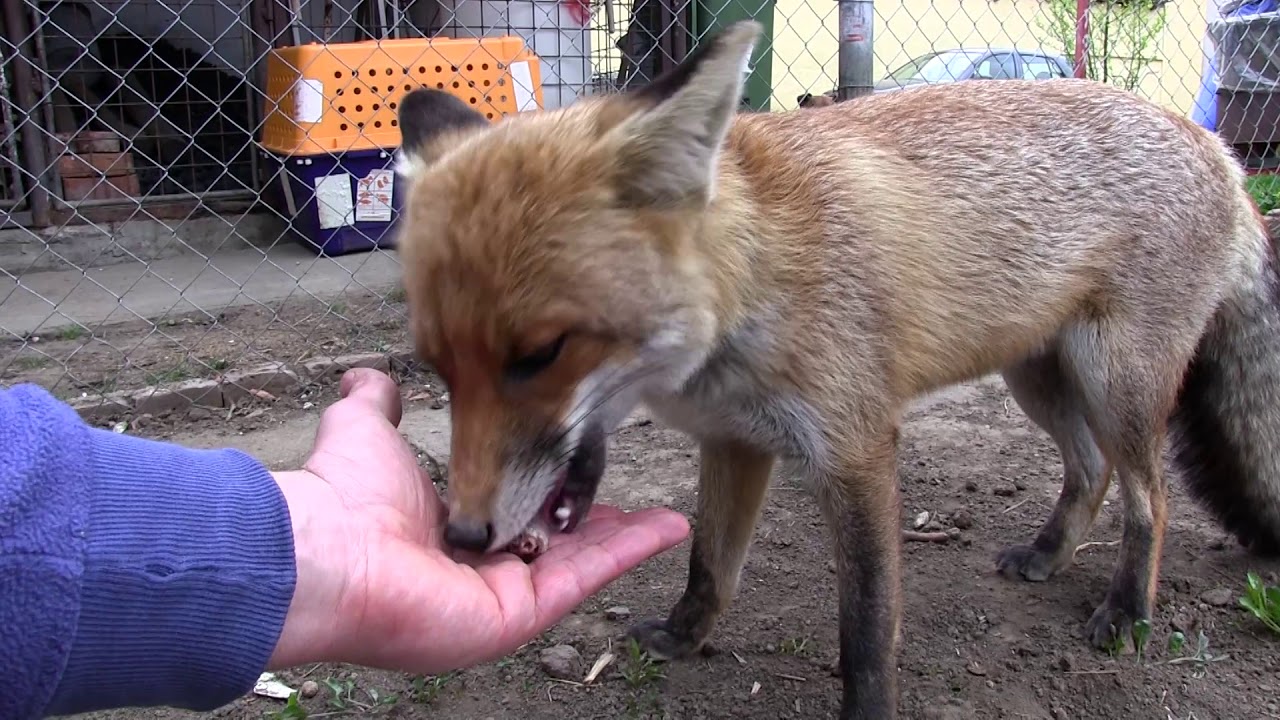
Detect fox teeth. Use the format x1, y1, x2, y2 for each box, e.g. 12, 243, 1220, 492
554, 504, 571, 522
557, 517, 570, 531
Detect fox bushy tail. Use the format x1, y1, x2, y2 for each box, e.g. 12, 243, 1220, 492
1170, 194, 1280, 556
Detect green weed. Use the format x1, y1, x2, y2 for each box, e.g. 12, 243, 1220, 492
1247, 174, 1280, 215
266, 692, 308, 720
1240, 571, 1280, 635
55, 325, 87, 341
322, 677, 396, 712
621, 638, 664, 687
780, 636, 811, 656
407, 673, 454, 704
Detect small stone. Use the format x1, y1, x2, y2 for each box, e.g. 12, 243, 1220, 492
946, 528, 962, 541
300, 680, 319, 698
538, 644, 582, 680
993, 483, 1017, 497
765, 643, 778, 654
964, 480, 980, 492
1052, 708, 1069, 720
914, 511, 931, 529
1050, 677, 1067, 693
1054, 652, 1075, 672
1200, 587, 1234, 607
951, 509, 975, 529
604, 605, 631, 621
965, 660, 987, 676
1171, 611, 1199, 635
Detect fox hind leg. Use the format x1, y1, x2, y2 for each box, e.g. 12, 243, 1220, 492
997, 349, 1114, 582
628, 440, 774, 659
1058, 320, 1189, 649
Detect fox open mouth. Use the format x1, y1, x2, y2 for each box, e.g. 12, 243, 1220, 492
505, 423, 607, 562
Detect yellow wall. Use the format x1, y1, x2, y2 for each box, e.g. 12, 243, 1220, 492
769, 0, 1209, 114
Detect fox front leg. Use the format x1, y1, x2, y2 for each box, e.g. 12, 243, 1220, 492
628, 440, 774, 658
819, 438, 903, 720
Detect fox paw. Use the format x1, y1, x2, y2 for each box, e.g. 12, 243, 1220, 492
627, 618, 701, 661
1084, 598, 1150, 651
995, 544, 1061, 583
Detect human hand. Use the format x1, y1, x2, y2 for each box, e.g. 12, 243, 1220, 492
266, 368, 690, 674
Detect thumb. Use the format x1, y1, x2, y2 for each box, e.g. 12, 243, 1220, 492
331, 367, 404, 428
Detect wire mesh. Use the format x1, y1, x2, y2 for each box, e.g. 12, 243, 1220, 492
0, 0, 1276, 424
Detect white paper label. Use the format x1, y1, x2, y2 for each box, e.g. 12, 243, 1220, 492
510, 60, 539, 112
314, 173, 354, 229
294, 79, 324, 123
355, 169, 394, 223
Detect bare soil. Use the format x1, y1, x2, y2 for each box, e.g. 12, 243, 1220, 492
19, 297, 1280, 720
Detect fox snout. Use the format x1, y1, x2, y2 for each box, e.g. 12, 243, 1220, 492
442, 409, 611, 557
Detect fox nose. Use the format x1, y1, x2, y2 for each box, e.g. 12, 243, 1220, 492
444, 518, 493, 552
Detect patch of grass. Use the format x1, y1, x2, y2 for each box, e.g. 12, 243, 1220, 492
780, 636, 811, 656
407, 672, 455, 705
620, 638, 664, 688
1247, 173, 1280, 215
322, 677, 397, 712
206, 357, 231, 372
54, 325, 87, 341
146, 365, 193, 385
12, 355, 51, 371
385, 286, 407, 303
1164, 629, 1229, 678
328, 301, 348, 316
1240, 571, 1280, 635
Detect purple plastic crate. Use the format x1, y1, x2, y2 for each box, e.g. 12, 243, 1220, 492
265, 148, 405, 256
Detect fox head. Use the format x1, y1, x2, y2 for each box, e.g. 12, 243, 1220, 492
394, 21, 761, 554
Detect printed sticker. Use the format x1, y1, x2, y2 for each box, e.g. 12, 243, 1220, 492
314, 173, 354, 229
510, 61, 539, 112
294, 79, 324, 124
355, 169, 394, 223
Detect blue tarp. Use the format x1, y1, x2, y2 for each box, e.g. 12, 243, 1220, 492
1192, 0, 1279, 131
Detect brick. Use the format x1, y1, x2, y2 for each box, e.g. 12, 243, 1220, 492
52, 130, 121, 154
221, 362, 300, 403
56, 151, 135, 179
132, 378, 223, 416
60, 172, 140, 202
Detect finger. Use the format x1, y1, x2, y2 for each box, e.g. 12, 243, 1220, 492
523, 509, 690, 627
337, 368, 404, 428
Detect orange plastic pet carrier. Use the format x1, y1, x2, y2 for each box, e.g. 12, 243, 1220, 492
260, 36, 545, 155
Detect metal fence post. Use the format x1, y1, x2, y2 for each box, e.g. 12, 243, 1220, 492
837, 0, 874, 100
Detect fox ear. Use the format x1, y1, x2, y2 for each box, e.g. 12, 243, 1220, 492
606, 20, 761, 208
396, 88, 490, 177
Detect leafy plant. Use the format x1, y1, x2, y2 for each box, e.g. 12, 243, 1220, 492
408, 673, 455, 704
621, 638, 665, 687
267, 693, 308, 720
1133, 619, 1153, 662
1247, 174, 1280, 215
1036, 0, 1168, 91
1240, 571, 1280, 635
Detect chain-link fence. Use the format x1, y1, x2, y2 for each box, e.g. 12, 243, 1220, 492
1, 0, 1277, 423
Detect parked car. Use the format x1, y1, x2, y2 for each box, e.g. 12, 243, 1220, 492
874, 48, 1074, 92
797, 48, 1074, 107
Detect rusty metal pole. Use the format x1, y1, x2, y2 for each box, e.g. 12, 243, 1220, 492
1073, 0, 1090, 78
3, 0, 53, 226
836, 0, 874, 100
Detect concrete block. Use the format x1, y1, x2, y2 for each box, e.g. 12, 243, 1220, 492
132, 378, 223, 415
221, 362, 300, 403
69, 391, 133, 422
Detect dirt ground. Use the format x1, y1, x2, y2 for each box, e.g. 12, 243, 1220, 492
8, 295, 1280, 720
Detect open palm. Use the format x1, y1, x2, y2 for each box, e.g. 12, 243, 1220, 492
267, 368, 690, 675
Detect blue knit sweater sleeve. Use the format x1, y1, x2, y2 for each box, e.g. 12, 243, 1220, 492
0, 384, 297, 718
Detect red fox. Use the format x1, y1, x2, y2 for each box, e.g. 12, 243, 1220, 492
393, 21, 1280, 719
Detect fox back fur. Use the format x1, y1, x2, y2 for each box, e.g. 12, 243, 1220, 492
393, 21, 1280, 720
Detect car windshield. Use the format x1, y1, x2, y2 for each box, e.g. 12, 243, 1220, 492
886, 50, 984, 83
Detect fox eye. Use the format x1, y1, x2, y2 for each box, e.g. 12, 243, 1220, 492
506, 333, 567, 381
